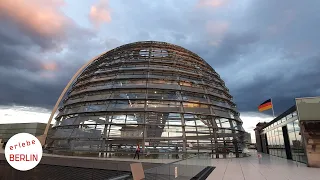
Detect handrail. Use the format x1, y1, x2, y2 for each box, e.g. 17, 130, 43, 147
144, 152, 207, 172
107, 174, 131, 180
108, 152, 210, 180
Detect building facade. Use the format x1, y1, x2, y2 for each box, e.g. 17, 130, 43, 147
255, 97, 320, 167
45, 41, 246, 158
0, 123, 48, 148
244, 132, 252, 144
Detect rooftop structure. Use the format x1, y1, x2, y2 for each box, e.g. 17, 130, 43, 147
255, 96, 320, 167
45, 41, 246, 158
0, 123, 48, 147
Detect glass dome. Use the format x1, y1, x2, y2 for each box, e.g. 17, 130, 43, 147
46, 41, 245, 158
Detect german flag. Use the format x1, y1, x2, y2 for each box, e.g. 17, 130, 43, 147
258, 99, 273, 112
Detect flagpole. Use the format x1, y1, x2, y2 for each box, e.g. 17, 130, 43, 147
271, 98, 275, 118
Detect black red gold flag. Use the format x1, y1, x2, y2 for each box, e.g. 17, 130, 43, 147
258, 99, 273, 112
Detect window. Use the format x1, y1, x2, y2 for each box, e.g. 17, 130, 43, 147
220, 119, 231, 128
278, 127, 283, 135
183, 102, 203, 108
293, 120, 300, 132
292, 111, 297, 117
181, 92, 207, 103
148, 90, 179, 100
149, 79, 178, 85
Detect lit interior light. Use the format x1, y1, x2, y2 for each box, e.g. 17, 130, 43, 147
154, 91, 157, 93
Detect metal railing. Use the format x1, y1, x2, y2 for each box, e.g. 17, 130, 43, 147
109, 152, 213, 180
0, 160, 131, 180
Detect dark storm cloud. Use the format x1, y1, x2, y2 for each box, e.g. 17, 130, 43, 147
0, 21, 41, 71
215, 0, 320, 115
0, 23, 29, 46
0, 71, 64, 109
0, 21, 116, 109
0, 0, 319, 116
212, 32, 260, 65
0, 13, 62, 52
182, 31, 261, 68
0, 0, 108, 109
231, 55, 320, 114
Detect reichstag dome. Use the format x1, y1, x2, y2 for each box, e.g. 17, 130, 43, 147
46, 41, 246, 158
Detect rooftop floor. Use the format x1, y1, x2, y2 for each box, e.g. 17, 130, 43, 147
1, 148, 319, 179
208, 151, 319, 180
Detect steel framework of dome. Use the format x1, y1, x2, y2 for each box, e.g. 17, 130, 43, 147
46, 41, 246, 158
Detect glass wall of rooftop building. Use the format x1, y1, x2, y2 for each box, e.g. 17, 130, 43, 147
258, 106, 307, 163
45, 41, 246, 158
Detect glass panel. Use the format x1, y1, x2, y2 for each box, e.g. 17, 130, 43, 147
148, 90, 179, 100
215, 119, 221, 127
96, 125, 105, 135
72, 116, 106, 125
181, 91, 207, 103
81, 103, 108, 112
59, 116, 77, 126
293, 120, 300, 132
278, 127, 283, 135
161, 126, 183, 138
52, 129, 73, 138
108, 100, 145, 110
273, 129, 278, 136
112, 89, 146, 99
287, 122, 294, 132
109, 113, 145, 124
147, 101, 180, 112
109, 114, 126, 124
69, 127, 100, 139
146, 112, 171, 124
231, 121, 237, 128
274, 136, 279, 157
220, 118, 231, 128
270, 137, 274, 149
113, 125, 143, 138
183, 103, 210, 114
293, 128, 305, 163
292, 111, 297, 116
126, 114, 143, 124
279, 134, 284, 148
184, 114, 197, 126
149, 79, 178, 85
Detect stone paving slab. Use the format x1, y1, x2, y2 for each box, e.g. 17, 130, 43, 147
207, 151, 320, 180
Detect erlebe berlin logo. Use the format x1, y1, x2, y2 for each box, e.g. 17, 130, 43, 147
5, 133, 43, 171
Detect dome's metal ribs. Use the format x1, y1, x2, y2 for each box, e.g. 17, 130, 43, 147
44, 41, 246, 158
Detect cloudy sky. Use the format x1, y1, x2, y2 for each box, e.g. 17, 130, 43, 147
1, 0, 320, 141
